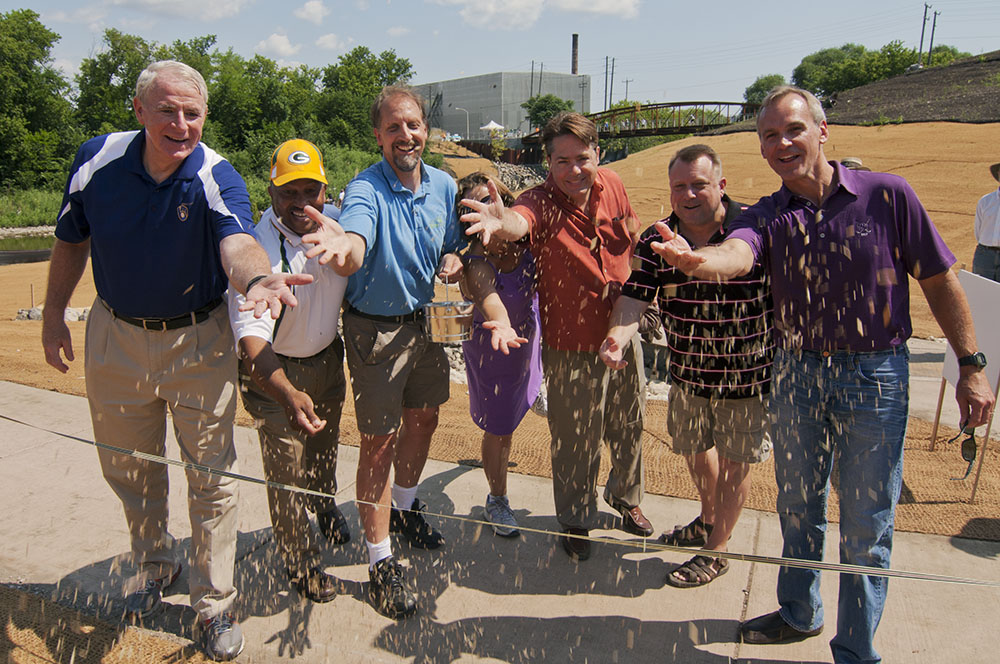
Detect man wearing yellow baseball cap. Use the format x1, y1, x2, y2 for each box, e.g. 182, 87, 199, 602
228, 139, 351, 602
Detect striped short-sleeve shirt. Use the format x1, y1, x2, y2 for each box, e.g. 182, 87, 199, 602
622, 196, 773, 399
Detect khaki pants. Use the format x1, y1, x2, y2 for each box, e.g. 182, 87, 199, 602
85, 299, 238, 620
239, 338, 346, 576
543, 336, 646, 530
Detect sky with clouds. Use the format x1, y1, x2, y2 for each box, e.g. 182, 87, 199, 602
12, 0, 1000, 110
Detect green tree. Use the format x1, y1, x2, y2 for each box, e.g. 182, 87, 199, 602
792, 43, 866, 96
521, 94, 574, 130
75, 29, 156, 135
744, 74, 786, 105
322, 46, 414, 98
927, 44, 971, 67
0, 9, 79, 189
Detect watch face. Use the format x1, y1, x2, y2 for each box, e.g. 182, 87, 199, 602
960, 352, 987, 368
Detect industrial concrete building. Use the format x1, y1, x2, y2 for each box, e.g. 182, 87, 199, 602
413, 71, 591, 140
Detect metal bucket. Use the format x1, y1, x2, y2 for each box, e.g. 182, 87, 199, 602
423, 300, 474, 343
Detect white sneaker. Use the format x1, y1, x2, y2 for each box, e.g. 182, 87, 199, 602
484, 494, 520, 537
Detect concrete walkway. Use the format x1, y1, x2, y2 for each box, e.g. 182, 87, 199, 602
1, 353, 999, 662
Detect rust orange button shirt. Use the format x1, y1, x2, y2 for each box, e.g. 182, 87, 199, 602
512, 167, 639, 352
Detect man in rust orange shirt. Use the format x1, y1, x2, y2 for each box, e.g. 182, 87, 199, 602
463, 112, 652, 561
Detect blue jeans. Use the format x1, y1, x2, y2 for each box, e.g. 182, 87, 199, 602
770, 347, 908, 664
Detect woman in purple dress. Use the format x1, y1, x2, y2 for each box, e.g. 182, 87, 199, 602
457, 173, 543, 537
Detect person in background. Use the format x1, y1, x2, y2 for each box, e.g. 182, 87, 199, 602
456, 172, 542, 538
972, 162, 1000, 281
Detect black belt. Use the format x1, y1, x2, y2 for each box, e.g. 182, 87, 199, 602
103, 297, 224, 331
345, 303, 424, 324
978, 244, 1000, 251
276, 336, 343, 364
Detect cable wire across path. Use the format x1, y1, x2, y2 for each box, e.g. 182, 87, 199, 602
3, 410, 998, 590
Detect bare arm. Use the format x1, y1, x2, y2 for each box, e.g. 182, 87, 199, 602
919, 269, 995, 427
460, 248, 527, 354
42, 238, 90, 373
238, 335, 326, 435
649, 221, 755, 279
300, 205, 366, 277
462, 179, 529, 245
599, 295, 650, 369
221, 233, 314, 319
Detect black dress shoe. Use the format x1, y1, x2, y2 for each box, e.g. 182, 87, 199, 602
317, 504, 351, 545
741, 610, 823, 644
560, 528, 591, 561
289, 566, 337, 603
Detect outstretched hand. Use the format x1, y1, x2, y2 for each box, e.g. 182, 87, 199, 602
482, 320, 528, 355
462, 179, 507, 246
650, 221, 706, 274
239, 272, 313, 319
42, 316, 74, 373
301, 205, 355, 267
598, 335, 629, 370
282, 388, 328, 436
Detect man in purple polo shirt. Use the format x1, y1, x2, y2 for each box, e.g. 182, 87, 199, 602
652, 85, 994, 664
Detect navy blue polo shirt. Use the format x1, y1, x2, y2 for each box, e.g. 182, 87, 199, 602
56, 131, 254, 318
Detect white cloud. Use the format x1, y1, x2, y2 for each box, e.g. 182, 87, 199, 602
356, 0, 370, 8
53, 58, 80, 80
109, 0, 251, 21
255, 33, 301, 58
429, 0, 542, 29
293, 1, 330, 23
387, 26, 411, 37
44, 6, 108, 32
550, 0, 639, 17
316, 33, 348, 50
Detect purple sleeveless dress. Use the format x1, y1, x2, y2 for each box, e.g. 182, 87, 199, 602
462, 249, 543, 436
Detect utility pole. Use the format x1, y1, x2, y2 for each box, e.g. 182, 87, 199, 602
622, 78, 634, 102
927, 11, 940, 66
530, 60, 534, 98
917, 3, 931, 66
604, 56, 609, 111
579, 79, 587, 113
539, 62, 544, 95
609, 58, 615, 108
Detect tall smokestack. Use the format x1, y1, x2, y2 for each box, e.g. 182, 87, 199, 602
571, 34, 579, 75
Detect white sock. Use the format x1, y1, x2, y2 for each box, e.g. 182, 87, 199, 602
392, 483, 418, 510
366, 537, 393, 569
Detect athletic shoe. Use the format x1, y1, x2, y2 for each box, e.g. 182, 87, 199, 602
484, 494, 520, 537
368, 556, 417, 619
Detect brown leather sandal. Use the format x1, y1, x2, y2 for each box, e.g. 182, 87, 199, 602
657, 515, 713, 547
666, 555, 729, 588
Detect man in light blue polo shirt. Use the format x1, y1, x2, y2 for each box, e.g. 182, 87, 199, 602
41, 60, 308, 662
299, 84, 462, 619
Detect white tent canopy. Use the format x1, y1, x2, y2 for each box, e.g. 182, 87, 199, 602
479, 120, 504, 131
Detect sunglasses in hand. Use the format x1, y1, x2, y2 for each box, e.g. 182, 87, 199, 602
947, 424, 977, 481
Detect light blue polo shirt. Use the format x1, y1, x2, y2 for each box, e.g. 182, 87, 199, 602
339, 158, 464, 315
55, 131, 254, 318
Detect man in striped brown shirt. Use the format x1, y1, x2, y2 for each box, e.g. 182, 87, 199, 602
601, 144, 773, 587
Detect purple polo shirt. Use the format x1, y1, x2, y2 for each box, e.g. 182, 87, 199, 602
727, 162, 955, 351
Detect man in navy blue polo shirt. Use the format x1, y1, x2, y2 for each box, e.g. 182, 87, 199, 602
41, 60, 309, 662
296, 85, 463, 619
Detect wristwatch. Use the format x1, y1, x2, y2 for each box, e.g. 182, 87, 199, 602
957, 352, 988, 369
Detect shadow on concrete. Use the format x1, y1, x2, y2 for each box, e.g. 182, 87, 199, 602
950, 519, 1000, 557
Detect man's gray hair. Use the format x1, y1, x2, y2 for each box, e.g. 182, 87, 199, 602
756, 85, 825, 130
135, 60, 208, 105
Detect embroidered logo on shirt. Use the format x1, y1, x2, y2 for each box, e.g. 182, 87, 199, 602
177, 204, 189, 222
854, 217, 873, 237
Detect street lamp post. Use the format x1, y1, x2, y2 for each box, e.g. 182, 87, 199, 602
455, 107, 470, 140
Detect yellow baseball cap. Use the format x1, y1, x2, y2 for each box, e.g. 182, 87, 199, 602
270, 139, 328, 186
